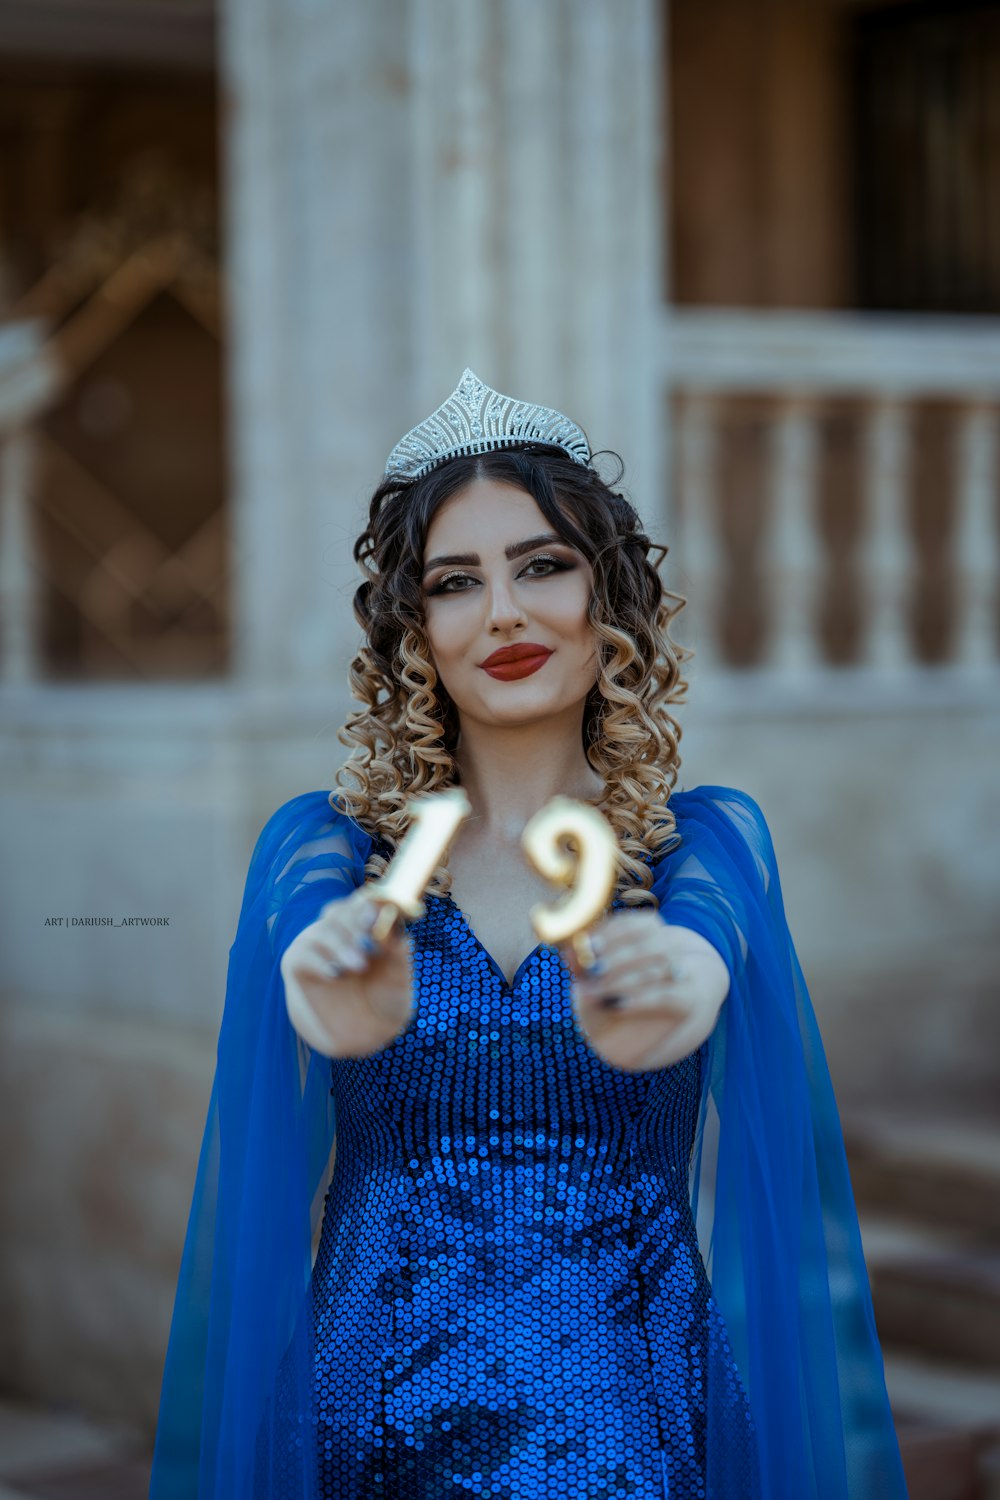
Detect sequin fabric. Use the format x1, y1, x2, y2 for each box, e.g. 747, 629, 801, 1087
305, 879, 760, 1499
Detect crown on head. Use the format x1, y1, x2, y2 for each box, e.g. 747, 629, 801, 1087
383, 367, 592, 482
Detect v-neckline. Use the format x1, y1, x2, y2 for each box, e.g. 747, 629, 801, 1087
439, 891, 546, 993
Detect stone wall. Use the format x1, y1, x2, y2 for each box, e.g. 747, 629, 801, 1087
1, 678, 996, 1432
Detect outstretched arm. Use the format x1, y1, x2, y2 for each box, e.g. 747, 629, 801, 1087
565, 787, 761, 1073
565, 911, 731, 1072
281, 888, 414, 1058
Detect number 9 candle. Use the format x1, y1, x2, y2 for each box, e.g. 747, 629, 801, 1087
521, 796, 619, 968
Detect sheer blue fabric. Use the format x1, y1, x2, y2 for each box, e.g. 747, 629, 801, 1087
148, 793, 362, 1498
148, 783, 908, 1499
650, 788, 908, 1498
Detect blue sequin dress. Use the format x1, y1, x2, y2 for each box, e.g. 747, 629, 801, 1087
310, 873, 760, 1499
151, 787, 910, 1500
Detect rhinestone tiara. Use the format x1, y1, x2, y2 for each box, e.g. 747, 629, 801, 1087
383, 367, 592, 482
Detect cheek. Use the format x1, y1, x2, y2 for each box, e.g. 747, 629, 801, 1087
549, 576, 595, 633
423, 603, 472, 663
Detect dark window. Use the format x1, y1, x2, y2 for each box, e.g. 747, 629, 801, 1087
851, 0, 1000, 313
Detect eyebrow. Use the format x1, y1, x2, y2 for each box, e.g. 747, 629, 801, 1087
422, 532, 568, 579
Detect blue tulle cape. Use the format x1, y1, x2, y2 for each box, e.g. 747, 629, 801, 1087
148, 784, 909, 1499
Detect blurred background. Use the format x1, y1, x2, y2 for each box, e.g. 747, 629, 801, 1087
0, 0, 998, 1496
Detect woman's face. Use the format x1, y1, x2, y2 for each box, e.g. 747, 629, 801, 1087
420, 477, 601, 729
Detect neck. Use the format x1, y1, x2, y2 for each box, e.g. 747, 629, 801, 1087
452, 712, 604, 844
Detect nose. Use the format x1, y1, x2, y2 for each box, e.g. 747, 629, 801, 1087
484, 572, 527, 631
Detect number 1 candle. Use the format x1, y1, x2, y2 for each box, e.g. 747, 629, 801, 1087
365, 786, 472, 942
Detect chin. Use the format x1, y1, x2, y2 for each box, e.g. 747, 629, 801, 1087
485, 698, 571, 728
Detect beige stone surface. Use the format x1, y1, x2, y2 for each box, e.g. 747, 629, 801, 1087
0, 1006, 212, 1429
0, 1395, 149, 1498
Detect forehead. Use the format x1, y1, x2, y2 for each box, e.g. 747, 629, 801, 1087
423, 479, 547, 549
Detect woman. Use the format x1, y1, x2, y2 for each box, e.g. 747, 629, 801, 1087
149, 370, 909, 1499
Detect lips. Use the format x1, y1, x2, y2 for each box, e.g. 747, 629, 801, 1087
480, 646, 553, 682
481, 644, 552, 668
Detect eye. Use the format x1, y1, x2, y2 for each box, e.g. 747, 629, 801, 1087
426, 553, 574, 596
523, 553, 567, 577
425, 571, 472, 596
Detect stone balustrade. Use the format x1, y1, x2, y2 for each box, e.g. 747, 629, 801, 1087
662, 309, 1000, 682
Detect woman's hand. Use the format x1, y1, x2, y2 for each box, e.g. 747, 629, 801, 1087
562, 910, 731, 1073
279, 888, 414, 1058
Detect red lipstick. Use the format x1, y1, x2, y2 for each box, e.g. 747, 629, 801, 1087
480, 643, 553, 680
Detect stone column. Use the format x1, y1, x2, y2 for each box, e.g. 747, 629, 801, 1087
220, 0, 668, 690
0, 426, 41, 684
0, 322, 57, 684
220, 0, 415, 689
409, 0, 667, 527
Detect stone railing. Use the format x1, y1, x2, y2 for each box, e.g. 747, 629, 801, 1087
658, 310, 1000, 685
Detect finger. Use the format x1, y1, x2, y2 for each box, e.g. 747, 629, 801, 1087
609, 987, 690, 1017
560, 943, 593, 982
318, 894, 380, 936
574, 963, 690, 1012
302, 933, 372, 976
578, 931, 691, 984
574, 954, 661, 995
581, 986, 689, 1021
351, 924, 410, 974
581, 925, 665, 970
355, 896, 382, 932
560, 926, 619, 978
318, 952, 367, 978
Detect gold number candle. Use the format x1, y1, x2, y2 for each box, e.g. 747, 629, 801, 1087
366, 787, 472, 942
520, 796, 619, 968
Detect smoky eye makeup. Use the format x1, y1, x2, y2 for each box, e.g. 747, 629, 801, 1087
424, 552, 577, 596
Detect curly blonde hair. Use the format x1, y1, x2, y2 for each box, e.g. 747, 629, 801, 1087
331, 442, 693, 907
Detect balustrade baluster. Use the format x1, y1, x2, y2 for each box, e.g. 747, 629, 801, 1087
766, 399, 823, 672
860, 400, 915, 670
676, 393, 723, 670
953, 404, 1000, 668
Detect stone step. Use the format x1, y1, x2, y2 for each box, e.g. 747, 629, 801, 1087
884, 1349, 1000, 1434
887, 1350, 1000, 1500
0, 1398, 148, 1500
860, 1213, 1000, 1370
875, 1250, 1000, 1370
842, 1108, 1000, 1239
895, 1420, 999, 1500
